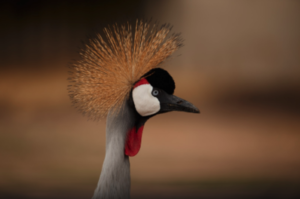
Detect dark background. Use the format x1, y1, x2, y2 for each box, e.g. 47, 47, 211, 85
0, 0, 145, 68
0, 0, 300, 198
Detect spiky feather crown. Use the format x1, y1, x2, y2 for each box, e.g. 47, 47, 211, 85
68, 20, 182, 120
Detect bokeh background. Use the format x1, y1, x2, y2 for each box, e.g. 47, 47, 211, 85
1, 0, 300, 198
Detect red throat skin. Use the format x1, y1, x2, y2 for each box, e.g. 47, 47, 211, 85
125, 126, 144, 156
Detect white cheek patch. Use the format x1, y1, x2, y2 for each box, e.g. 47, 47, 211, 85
132, 84, 160, 116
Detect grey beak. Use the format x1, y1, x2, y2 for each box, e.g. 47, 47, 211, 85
160, 94, 200, 114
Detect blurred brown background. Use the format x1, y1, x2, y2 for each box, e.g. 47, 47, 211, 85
1, 0, 300, 198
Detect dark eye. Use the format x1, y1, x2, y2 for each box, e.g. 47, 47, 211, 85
152, 89, 159, 96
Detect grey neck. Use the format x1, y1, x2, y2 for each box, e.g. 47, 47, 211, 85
92, 100, 137, 199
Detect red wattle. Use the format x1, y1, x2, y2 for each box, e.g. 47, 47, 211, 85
125, 126, 144, 156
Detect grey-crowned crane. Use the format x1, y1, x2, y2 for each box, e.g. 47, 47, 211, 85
68, 20, 199, 199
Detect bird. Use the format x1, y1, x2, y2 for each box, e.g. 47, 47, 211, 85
68, 20, 199, 199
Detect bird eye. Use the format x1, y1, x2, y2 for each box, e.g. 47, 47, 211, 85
152, 89, 159, 96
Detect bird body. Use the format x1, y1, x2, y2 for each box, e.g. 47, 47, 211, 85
68, 20, 199, 199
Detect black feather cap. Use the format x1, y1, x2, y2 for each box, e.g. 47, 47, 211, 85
142, 68, 175, 95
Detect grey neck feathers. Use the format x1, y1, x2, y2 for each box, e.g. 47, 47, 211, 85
92, 100, 137, 199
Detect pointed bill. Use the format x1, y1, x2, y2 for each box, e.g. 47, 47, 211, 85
160, 94, 200, 114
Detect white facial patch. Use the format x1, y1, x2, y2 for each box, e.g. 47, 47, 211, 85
132, 84, 160, 116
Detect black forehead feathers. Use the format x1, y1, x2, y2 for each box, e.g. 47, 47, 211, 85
142, 68, 175, 95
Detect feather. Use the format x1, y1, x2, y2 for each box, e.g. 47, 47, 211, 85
68, 20, 182, 120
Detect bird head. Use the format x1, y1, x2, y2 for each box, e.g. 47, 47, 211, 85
68, 20, 200, 157
132, 68, 199, 117
124, 68, 199, 157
